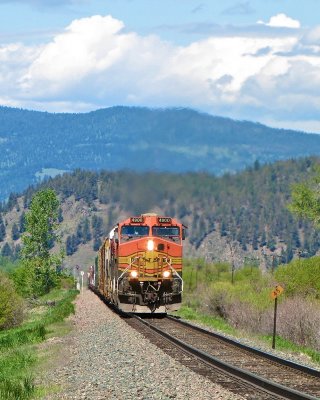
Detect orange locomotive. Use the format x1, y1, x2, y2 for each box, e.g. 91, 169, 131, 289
89, 213, 186, 313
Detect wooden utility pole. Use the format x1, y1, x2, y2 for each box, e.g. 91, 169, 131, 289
227, 239, 235, 284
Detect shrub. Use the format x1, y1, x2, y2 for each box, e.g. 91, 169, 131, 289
0, 272, 24, 330
11, 259, 60, 298
205, 281, 234, 318
277, 297, 320, 350
275, 257, 320, 298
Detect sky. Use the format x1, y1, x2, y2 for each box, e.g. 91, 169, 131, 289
1, 0, 320, 132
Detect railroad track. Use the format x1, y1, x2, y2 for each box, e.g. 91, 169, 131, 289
124, 315, 320, 400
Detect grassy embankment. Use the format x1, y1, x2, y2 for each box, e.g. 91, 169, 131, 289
176, 257, 320, 364
0, 288, 78, 400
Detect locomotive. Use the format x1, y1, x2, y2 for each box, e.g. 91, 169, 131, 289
89, 213, 186, 313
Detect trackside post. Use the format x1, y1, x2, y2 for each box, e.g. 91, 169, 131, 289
270, 285, 284, 349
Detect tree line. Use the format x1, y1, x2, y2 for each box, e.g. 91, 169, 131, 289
1, 157, 320, 264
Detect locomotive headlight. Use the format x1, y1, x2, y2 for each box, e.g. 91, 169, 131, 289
130, 270, 138, 278
147, 239, 154, 251
163, 270, 171, 278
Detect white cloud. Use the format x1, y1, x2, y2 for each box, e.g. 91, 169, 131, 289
257, 13, 300, 29
20, 16, 126, 90
302, 26, 320, 46
2, 14, 320, 132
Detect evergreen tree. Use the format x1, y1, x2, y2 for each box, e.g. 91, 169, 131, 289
92, 215, 103, 234
1, 243, 12, 258
57, 207, 63, 223
0, 215, 5, 242
12, 223, 20, 241
76, 222, 83, 244
93, 237, 102, 251
66, 235, 78, 256
19, 212, 26, 233
6, 193, 18, 211
83, 218, 92, 243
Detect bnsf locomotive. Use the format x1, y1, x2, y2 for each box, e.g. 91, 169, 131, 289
89, 213, 186, 313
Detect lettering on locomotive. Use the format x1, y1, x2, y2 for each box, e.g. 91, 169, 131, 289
158, 217, 172, 224
130, 216, 144, 223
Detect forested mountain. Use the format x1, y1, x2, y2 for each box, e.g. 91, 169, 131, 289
0, 157, 319, 270
2, 105, 320, 200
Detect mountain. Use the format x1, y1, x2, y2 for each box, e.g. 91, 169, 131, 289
1, 157, 319, 270
1, 105, 320, 200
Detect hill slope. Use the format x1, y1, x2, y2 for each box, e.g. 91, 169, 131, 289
1, 157, 319, 270
2, 106, 320, 199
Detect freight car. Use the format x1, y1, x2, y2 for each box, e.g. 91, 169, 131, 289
89, 213, 186, 313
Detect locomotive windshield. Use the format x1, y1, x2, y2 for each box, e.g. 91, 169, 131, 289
152, 226, 180, 242
121, 225, 149, 238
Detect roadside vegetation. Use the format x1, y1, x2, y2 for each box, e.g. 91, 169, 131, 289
178, 257, 320, 363
178, 166, 320, 364
0, 284, 77, 400
0, 188, 79, 399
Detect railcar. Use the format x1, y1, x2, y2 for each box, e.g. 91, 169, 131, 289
89, 213, 186, 313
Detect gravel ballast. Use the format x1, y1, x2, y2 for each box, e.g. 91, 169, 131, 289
42, 289, 244, 400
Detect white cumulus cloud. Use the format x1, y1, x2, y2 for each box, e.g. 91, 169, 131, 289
2, 13, 320, 132
257, 13, 301, 29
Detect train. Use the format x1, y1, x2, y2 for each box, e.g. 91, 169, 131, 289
88, 213, 186, 313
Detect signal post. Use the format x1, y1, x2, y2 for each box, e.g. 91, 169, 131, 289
270, 284, 284, 349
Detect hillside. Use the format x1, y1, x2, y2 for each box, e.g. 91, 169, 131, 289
0, 157, 319, 271
2, 106, 320, 200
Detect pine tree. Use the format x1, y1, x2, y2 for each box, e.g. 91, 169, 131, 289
93, 237, 102, 251
0, 215, 5, 242
83, 218, 92, 243
57, 207, 63, 223
12, 223, 20, 241
1, 243, 12, 258
76, 222, 83, 244
66, 235, 77, 256
19, 212, 26, 233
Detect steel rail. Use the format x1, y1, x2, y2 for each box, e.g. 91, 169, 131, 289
89, 286, 319, 399
167, 315, 320, 378
134, 315, 319, 400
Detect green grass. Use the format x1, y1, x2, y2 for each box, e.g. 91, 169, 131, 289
0, 376, 35, 400
0, 323, 46, 349
0, 289, 78, 400
0, 347, 35, 400
262, 335, 320, 364
175, 305, 237, 335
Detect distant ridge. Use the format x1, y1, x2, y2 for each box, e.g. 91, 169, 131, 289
0, 105, 320, 200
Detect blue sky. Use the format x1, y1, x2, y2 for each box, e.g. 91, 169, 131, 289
1, 0, 320, 132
